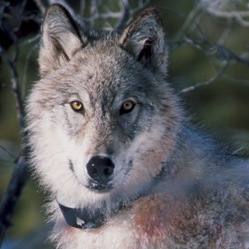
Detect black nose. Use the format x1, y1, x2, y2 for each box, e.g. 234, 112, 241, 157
86, 156, 114, 183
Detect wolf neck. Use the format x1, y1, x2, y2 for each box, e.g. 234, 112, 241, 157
57, 126, 224, 230
57, 183, 153, 230
57, 195, 131, 230
58, 202, 104, 229
167, 124, 231, 181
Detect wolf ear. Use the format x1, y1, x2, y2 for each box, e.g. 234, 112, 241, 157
119, 8, 167, 76
39, 4, 85, 76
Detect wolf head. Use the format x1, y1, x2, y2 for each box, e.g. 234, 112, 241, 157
26, 4, 181, 228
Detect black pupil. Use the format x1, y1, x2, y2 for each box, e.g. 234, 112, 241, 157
71, 101, 82, 111
120, 101, 135, 115
75, 102, 80, 108
125, 102, 132, 110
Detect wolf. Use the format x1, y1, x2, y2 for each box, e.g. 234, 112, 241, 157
25, 3, 249, 249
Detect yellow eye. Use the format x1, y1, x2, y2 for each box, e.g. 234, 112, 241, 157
120, 100, 136, 115
70, 101, 83, 112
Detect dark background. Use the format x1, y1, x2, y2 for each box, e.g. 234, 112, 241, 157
0, 0, 249, 248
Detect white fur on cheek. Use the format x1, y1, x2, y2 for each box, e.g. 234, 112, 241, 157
30, 111, 73, 192
29, 108, 112, 208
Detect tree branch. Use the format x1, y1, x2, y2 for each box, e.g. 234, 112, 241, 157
0, 44, 25, 128
0, 155, 29, 246
0, 18, 28, 248
180, 61, 229, 93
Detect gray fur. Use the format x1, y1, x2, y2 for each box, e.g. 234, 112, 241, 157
26, 4, 249, 249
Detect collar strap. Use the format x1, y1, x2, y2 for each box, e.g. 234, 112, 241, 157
58, 202, 105, 229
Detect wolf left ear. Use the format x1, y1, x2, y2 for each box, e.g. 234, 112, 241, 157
39, 4, 85, 77
119, 8, 167, 76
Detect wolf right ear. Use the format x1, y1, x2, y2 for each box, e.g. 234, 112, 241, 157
119, 8, 168, 76
39, 4, 86, 77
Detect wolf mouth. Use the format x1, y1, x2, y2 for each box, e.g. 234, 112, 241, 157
59, 160, 135, 229
87, 179, 113, 192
